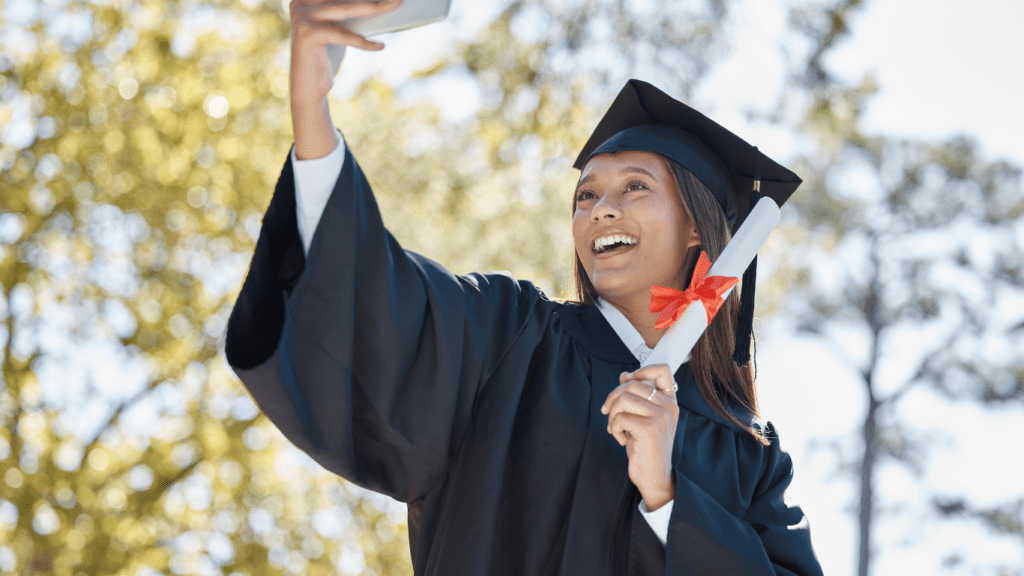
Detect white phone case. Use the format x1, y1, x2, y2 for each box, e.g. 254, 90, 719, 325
326, 0, 453, 77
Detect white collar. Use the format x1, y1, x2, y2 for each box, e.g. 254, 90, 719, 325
595, 298, 652, 363
595, 298, 690, 365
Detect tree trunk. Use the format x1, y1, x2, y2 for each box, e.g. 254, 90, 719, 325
857, 397, 878, 576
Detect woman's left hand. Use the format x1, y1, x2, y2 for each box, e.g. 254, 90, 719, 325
601, 363, 679, 511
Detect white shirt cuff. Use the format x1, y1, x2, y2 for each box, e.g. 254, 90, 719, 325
290, 127, 346, 256
638, 498, 673, 546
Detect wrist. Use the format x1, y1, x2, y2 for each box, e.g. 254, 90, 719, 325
642, 476, 675, 512
292, 98, 338, 161
291, 94, 329, 116
642, 493, 673, 512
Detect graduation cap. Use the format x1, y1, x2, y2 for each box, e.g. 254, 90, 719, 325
573, 79, 802, 366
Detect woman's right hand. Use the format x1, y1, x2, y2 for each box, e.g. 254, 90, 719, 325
288, 0, 402, 159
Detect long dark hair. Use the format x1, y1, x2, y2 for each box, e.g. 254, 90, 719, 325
571, 155, 767, 445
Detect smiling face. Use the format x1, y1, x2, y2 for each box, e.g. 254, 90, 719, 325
572, 150, 700, 303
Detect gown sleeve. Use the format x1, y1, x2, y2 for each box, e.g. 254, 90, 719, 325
225, 142, 540, 503
665, 421, 823, 576
291, 127, 346, 255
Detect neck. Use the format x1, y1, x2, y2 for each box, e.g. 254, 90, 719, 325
601, 292, 664, 349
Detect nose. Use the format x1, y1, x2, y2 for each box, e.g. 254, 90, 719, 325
591, 195, 621, 221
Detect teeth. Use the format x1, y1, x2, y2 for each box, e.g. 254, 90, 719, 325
593, 234, 638, 252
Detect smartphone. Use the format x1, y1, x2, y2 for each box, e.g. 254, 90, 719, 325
326, 0, 453, 77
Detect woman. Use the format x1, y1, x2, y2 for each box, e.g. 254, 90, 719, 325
226, 1, 823, 574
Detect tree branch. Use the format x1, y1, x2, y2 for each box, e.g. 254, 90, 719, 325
79, 378, 161, 466
880, 331, 961, 407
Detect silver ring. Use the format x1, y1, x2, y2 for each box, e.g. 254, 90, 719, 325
646, 386, 657, 402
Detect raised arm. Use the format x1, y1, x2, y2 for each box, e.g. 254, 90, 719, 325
226, 0, 542, 503
288, 0, 397, 160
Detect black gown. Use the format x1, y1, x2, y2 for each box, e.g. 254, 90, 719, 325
225, 144, 824, 576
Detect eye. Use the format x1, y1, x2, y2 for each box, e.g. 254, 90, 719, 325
575, 189, 596, 203
625, 180, 648, 192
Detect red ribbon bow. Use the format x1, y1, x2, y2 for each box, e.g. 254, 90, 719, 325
649, 252, 739, 330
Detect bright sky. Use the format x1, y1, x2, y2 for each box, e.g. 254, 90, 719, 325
828, 0, 1024, 167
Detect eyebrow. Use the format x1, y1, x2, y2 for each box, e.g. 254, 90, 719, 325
576, 166, 660, 189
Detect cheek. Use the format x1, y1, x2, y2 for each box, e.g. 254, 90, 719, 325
666, 198, 695, 248
676, 197, 695, 233
640, 202, 690, 274
571, 212, 587, 250
571, 212, 596, 276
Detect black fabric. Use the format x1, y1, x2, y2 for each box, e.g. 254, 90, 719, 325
573, 79, 802, 231
226, 147, 824, 576
733, 254, 757, 367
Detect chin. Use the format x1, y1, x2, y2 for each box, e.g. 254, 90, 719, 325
591, 274, 645, 301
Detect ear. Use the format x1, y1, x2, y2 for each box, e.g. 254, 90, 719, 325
686, 226, 701, 250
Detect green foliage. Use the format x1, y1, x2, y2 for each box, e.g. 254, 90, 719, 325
1, 0, 413, 573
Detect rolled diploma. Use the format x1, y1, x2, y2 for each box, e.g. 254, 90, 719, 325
641, 196, 781, 374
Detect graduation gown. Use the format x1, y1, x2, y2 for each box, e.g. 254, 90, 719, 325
225, 145, 824, 576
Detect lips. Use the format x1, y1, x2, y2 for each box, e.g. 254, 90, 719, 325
595, 243, 637, 259
593, 232, 639, 256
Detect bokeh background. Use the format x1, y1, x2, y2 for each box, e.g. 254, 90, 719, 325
1, 0, 1022, 575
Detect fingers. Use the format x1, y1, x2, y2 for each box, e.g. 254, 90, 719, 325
607, 403, 676, 447
291, 0, 402, 50
602, 382, 677, 444
601, 366, 679, 448
292, 0, 402, 22
602, 370, 677, 415
295, 20, 385, 51
607, 411, 649, 446
627, 364, 677, 396
602, 380, 656, 417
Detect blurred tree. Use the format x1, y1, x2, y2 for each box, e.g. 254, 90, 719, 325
773, 1, 1024, 574
0, 0, 733, 574
1, 0, 415, 573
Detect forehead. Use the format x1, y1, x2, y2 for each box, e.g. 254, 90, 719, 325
579, 150, 671, 180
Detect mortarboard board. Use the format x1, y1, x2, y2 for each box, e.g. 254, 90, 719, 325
573, 79, 803, 366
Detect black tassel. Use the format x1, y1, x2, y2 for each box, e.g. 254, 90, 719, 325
733, 255, 756, 367
734, 147, 761, 368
